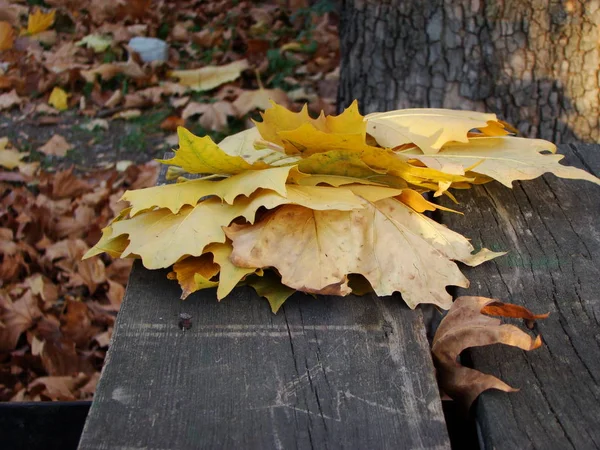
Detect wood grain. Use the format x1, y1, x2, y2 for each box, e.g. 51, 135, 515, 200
438, 144, 600, 449
78, 156, 450, 449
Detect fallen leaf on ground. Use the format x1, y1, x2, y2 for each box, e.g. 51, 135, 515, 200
0, 90, 22, 111
160, 116, 185, 132
182, 101, 236, 132
112, 109, 141, 120
81, 119, 109, 131
26, 9, 56, 36
169, 59, 249, 92
0, 290, 43, 352
48, 87, 69, 111
0, 139, 28, 169
38, 134, 72, 157
432, 296, 548, 410
233, 88, 290, 116
80, 58, 145, 83
0, 21, 14, 50
76, 34, 112, 52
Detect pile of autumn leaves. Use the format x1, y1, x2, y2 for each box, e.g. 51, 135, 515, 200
85, 101, 600, 313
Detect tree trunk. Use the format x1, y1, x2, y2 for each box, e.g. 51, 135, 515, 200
337, 0, 600, 143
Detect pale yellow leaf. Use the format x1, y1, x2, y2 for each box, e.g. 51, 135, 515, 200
0, 138, 27, 169
88, 186, 365, 270
169, 59, 249, 92
76, 34, 112, 53
406, 136, 600, 187
366, 108, 505, 155
206, 241, 256, 300
122, 165, 294, 215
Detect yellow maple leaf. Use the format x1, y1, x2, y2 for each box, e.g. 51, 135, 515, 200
0, 138, 28, 169
26, 9, 55, 36
122, 165, 295, 215
169, 59, 249, 92
365, 108, 508, 155
48, 87, 68, 111
255, 100, 364, 154
406, 136, 600, 187
158, 127, 270, 175
225, 200, 502, 309
85, 185, 367, 270
0, 21, 14, 51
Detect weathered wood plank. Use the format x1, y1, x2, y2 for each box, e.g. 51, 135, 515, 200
79, 157, 450, 449
438, 144, 600, 450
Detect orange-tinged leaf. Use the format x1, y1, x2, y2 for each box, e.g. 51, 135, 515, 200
0, 21, 14, 50
160, 116, 185, 132
168, 253, 220, 299
432, 296, 547, 410
26, 9, 55, 36
398, 189, 461, 214
226, 200, 501, 308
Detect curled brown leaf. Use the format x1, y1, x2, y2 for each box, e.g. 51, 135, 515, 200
432, 296, 548, 410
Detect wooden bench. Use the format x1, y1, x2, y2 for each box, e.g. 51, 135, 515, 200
78, 144, 600, 449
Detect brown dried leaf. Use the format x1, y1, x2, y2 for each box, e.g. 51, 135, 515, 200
0, 290, 42, 352
0, 89, 22, 111
38, 134, 72, 157
232, 88, 290, 116
61, 300, 96, 348
27, 373, 89, 401
181, 101, 236, 132
432, 296, 548, 410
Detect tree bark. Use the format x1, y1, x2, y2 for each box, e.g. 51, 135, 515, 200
337, 0, 600, 143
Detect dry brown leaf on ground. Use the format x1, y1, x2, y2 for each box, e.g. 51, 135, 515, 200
182, 101, 236, 132
233, 88, 290, 116
38, 134, 73, 157
0, 90, 22, 111
432, 296, 549, 410
0, 290, 43, 352
80, 58, 146, 83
